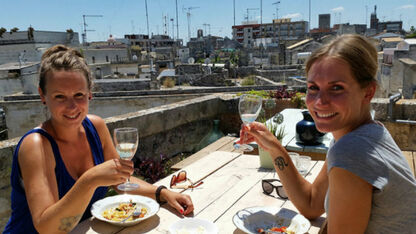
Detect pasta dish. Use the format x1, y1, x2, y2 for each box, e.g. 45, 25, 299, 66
102, 200, 148, 222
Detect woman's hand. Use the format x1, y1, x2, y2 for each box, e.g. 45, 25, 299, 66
83, 159, 134, 188
161, 189, 194, 215
237, 122, 282, 152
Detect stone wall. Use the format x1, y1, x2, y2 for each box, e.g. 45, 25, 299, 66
0, 94, 201, 138
93, 78, 151, 92
0, 85, 284, 138
257, 69, 303, 82
400, 58, 416, 99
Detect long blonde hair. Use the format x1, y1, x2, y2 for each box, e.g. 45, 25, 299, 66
306, 34, 378, 88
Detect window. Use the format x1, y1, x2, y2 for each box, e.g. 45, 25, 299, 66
92, 56, 95, 64
106, 56, 109, 62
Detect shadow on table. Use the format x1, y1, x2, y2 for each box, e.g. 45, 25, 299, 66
257, 167, 276, 173
294, 142, 326, 148
114, 215, 161, 233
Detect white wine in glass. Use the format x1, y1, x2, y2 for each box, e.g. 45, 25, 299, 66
234, 94, 262, 151
114, 127, 139, 191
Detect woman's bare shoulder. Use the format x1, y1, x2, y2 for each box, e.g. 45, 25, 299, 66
18, 131, 55, 170
87, 114, 107, 130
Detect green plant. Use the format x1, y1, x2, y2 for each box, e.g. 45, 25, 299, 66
134, 154, 175, 183
241, 76, 255, 86
162, 77, 176, 88
264, 113, 286, 141
0, 27, 6, 38
291, 92, 306, 109
237, 90, 269, 98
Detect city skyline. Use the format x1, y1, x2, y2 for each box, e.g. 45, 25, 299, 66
1, 0, 415, 43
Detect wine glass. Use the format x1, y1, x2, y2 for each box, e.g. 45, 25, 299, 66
113, 127, 139, 191
234, 94, 263, 151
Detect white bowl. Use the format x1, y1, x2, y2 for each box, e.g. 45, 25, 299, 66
91, 194, 159, 227
233, 206, 310, 234
169, 218, 218, 234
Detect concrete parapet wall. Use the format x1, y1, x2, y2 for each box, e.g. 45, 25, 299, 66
0, 94, 201, 138
0, 86, 283, 138
257, 69, 302, 82
93, 79, 151, 92
371, 98, 416, 121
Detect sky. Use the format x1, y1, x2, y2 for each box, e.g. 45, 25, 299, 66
1, 0, 415, 43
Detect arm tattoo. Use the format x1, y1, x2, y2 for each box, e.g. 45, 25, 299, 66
274, 156, 288, 171
58, 214, 82, 232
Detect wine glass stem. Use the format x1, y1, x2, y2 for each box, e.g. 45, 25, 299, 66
242, 123, 248, 143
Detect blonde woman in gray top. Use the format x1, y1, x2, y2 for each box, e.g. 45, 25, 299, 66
239, 34, 416, 233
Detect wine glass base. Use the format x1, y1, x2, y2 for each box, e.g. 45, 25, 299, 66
117, 183, 140, 191
233, 143, 254, 152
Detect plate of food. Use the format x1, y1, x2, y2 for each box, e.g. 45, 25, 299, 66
169, 218, 218, 234
91, 194, 159, 226
232, 206, 310, 234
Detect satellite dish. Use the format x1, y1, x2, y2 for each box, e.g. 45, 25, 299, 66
188, 57, 195, 64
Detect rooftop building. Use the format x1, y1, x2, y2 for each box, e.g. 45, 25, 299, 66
232, 19, 309, 48
0, 29, 80, 65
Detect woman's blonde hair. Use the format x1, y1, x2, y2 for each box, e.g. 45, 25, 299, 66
39, 45, 92, 93
306, 34, 378, 88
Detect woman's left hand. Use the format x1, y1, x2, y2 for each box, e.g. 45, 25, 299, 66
161, 189, 194, 215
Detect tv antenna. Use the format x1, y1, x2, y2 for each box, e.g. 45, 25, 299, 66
272, 1, 281, 20
183, 6, 200, 41
245, 8, 259, 24
82, 14, 103, 45
203, 23, 211, 35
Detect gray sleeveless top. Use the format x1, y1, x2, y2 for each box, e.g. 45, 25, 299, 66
325, 123, 416, 233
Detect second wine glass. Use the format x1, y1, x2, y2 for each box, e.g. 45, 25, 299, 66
114, 127, 139, 191
234, 94, 263, 151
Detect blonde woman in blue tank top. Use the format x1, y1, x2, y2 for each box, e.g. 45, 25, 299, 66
5, 45, 194, 233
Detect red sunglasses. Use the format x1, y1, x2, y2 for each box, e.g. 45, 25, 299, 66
170, 171, 203, 189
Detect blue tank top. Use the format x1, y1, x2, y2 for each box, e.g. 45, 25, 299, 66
4, 117, 108, 234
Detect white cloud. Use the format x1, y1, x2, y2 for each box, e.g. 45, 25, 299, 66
331, 6, 344, 12
397, 4, 415, 10
282, 13, 302, 19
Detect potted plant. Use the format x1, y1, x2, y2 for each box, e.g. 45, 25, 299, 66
258, 113, 286, 169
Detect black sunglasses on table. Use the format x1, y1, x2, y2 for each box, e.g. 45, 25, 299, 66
262, 179, 288, 199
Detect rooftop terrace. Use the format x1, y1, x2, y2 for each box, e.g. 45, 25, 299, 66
0, 91, 415, 230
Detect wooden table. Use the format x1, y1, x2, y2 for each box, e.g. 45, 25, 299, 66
72, 151, 326, 234
404, 151, 416, 177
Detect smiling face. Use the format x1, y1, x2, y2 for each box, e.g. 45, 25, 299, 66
306, 57, 375, 140
39, 70, 91, 128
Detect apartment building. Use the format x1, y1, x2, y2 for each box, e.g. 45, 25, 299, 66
124, 34, 182, 51
232, 18, 309, 48
0, 29, 80, 65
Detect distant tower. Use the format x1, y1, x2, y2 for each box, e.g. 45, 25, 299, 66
319, 14, 331, 29
197, 29, 203, 38
370, 5, 379, 30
